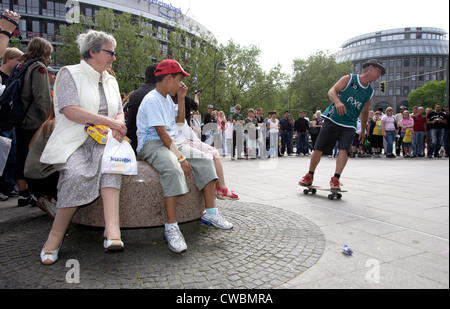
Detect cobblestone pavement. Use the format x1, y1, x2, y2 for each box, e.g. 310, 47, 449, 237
0, 200, 325, 289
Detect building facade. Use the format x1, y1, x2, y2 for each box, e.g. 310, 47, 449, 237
1, 0, 212, 65
336, 27, 449, 112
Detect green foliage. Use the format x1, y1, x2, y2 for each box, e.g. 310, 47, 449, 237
55, 8, 159, 93
55, 9, 357, 120
407, 80, 447, 109
289, 51, 352, 115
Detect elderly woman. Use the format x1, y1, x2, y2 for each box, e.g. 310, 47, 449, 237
39, 30, 127, 265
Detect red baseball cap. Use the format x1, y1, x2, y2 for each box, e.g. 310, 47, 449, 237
155, 59, 190, 77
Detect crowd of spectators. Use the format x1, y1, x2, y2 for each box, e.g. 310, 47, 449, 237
194, 104, 449, 160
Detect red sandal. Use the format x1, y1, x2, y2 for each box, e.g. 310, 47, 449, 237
215, 185, 239, 201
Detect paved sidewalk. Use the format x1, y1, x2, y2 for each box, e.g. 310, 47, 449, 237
223, 154, 449, 289
0, 154, 448, 289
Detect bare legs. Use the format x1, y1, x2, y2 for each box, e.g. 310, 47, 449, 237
308, 149, 349, 175
212, 154, 226, 189
43, 188, 121, 251
164, 181, 216, 224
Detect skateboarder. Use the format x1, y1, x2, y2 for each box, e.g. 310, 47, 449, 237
299, 59, 385, 191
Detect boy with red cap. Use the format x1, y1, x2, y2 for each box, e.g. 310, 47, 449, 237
136, 59, 233, 254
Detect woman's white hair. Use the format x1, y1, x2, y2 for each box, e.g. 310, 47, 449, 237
77, 29, 117, 60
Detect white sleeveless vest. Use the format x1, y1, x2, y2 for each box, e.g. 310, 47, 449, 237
40, 60, 121, 164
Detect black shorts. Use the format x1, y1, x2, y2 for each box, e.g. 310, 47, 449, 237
314, 119, 355, 154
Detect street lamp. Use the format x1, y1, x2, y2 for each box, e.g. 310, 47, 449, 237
217, 61, 227, 73
213, 49, 227, 110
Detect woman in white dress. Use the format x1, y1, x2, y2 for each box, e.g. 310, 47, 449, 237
39, 30, 127, 265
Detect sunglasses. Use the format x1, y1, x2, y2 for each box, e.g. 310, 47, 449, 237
102, 49, 117, 57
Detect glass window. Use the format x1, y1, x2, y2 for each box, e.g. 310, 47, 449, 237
32, 19, 40, 33
43, 0, 55, 17
396, 59, 402, 67
404, 58, 410, 67
403, 86, 409, 95
418, 71, 424, 81
411, 57, 417, 67
55, 1, 65, 18
14, 0, 27, 14
419, 57, 424, 67
46, 22, 55, 34
0, 1, 9, 11
28, 0, 39, 14
396, 86, 401, 95
388, 87, 394, 96
389, 59, 394, 68
432, 58, 437, 67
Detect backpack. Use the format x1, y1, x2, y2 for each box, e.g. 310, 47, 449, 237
0, 59, 39, 128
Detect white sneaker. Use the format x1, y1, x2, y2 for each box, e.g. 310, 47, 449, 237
201, 209, 233, 230
163, 224, 187, 253
0, 192, 9, 202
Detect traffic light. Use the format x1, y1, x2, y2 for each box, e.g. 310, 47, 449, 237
380, 81, 386, 94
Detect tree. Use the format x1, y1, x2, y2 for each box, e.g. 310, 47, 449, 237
289, 51, 352, 114
56, 8, 159, 93
217, 40, 289, 115
408, 80, 447, 109
54, 9, 288, 115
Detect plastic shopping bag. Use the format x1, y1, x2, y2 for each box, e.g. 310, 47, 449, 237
403, 128, 412, 144
0, 136, 12, 176
101, 130, 137, 176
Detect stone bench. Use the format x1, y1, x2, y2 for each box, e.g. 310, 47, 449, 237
71, 161, 205, 229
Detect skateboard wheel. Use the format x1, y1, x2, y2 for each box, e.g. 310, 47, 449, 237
303, 189, 309, 195
312, 189, 317, 194
337, 194, 342, 200
328, 194, 334, 200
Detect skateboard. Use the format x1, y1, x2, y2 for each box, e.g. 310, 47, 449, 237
301, 185, 347, 200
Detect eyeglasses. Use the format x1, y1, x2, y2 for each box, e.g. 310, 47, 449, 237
102, 49, 117, 57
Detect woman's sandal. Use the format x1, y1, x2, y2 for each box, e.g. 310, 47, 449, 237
215, 185, 239, 201
40, 243, 62, 266
103, 239, 124, 253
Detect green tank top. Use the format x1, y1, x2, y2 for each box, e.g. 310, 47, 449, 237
322, 74, 374, 129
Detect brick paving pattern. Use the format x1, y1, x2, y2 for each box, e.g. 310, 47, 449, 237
0, 200, 325, 289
